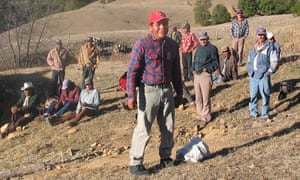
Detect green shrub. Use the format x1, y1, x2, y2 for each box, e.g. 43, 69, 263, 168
194, 0, 212, 26
258, 0, 294, 15
238, 0, 258, 17
211, 4, 231, 24
291, 0, 300, 16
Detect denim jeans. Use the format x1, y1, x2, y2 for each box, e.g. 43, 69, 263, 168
249, 76, 271, 118
45, 102, 73, 117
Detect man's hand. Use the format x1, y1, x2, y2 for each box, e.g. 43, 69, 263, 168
127, 98, 136, 110
11, 106, 18, 113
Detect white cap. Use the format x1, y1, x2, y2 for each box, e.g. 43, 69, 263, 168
266, 32, 274, 39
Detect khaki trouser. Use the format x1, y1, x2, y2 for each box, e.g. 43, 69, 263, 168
129, 84, 175, 166
232, 37, 245, 65
194, 72, 213, 121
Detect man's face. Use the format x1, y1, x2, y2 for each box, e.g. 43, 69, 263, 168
55, 43, 62, 49
223, 50, 229, 57
199, 39, 208, 46
237, 13, 243, 18
257, 34, 266, 44
150, 19, 169, 40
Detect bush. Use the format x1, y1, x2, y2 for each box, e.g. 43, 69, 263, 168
211, 4, 231, 24
194, 0, 212, 26
238, 0, 258, 17
291, 0, 300, 16
258, 0, 294, 15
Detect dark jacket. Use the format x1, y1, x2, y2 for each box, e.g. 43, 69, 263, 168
218, 52, 238, 81
15, 91, 40, 117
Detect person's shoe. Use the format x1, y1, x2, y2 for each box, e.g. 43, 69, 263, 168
43, 113, 50, 117
128, 164, 150, 176
69, 121, 79, 127
160, 158, 174, 168
46, 116, 55, 126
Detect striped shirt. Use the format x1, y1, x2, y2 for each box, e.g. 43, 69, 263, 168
126, 34, 183, 98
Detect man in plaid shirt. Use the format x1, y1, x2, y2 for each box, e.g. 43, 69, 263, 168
126, 10, 183, 176
230, 8, 249, 66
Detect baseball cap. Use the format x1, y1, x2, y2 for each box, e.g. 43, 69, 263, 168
266, 32, 274, 39
221, 46, 230, 52
56, 39, 62, 44
148, 10, 169, 24
256, 28, 266, 35
62, 79, 70, 90
198, 31, 209, 40
84, 78, 92, 85
86, 37, 94, 42
236, 8, 243, 14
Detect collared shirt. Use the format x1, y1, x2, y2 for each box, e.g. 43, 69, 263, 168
59, 86, 81, 105
126, 34, 183, 98
47, 47, 69, 70
230, 18, 249, 38
76, 88, 100, 113
180, 32, 199, 53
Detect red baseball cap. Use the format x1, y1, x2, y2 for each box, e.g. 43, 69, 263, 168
148, 10, 169, 24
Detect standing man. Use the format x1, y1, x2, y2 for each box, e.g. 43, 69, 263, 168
78, 37, 100, 88
169, 25, 182, 45
192, 32, 219, 126
126, 10, 183, 176
230, 8, 249, 66
46, 39, 70, 97
247, 28, 278, 119
180, 22, 199, 81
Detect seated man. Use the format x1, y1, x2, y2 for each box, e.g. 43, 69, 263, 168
213, 46, 238, 83
69, 78, 100, 127
45, 79, 81, 126
8, 82, 39, 133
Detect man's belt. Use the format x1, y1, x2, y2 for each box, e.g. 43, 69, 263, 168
145, 82, 171, 89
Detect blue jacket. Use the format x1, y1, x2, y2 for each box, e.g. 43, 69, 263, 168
247, 40, 278, 79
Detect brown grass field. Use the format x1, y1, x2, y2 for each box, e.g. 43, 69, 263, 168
0, 0, 299, 179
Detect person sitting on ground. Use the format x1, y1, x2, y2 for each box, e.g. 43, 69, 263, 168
44, 79, 81, 126
213, 46, 238, 83
69, 78, 100, 127
8, 82, 39, 133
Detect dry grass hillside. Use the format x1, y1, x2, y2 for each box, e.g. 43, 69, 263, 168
0, 0, 299, 179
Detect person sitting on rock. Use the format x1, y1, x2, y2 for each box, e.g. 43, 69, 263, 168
44, 79, 81, 126
8, 82, 39, 133
69, 78, 100, 127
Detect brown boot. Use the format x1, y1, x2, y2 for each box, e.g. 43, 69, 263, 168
69, 109, 87, 127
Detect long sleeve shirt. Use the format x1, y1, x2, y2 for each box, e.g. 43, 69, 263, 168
15, 92, 39, 115
126, 33, 183, 99
192, 43, 219, 74
58, 86, 81, 105
180, 32, 199, 53
47, 47, 70, 70
76, 88, 100, 113
77, 44, 100, 68
230, 18, 249, 38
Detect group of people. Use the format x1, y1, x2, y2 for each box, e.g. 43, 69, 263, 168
0, 8, 282, 176
126, 10, 281, 176
0, 37, 101, 137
